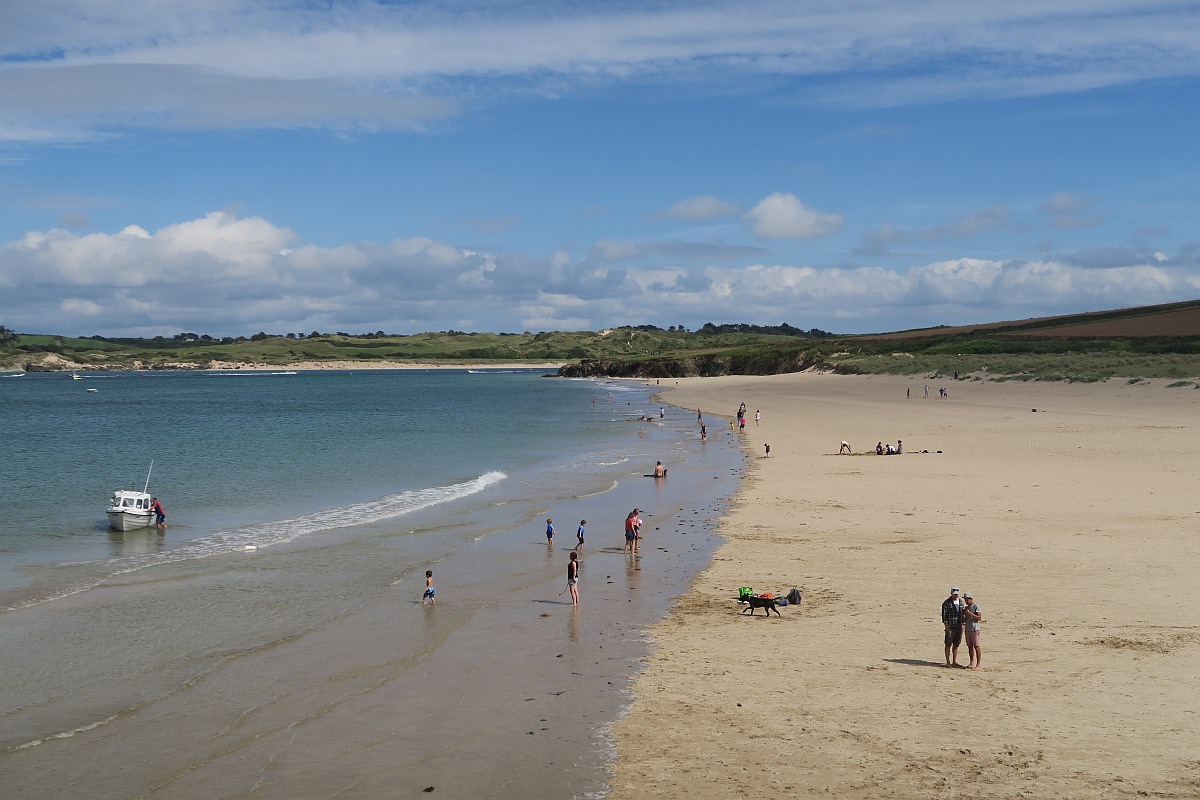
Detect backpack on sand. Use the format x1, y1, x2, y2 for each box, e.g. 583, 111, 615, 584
786, 587, 802, 606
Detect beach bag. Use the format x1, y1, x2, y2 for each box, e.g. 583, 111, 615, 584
786, 587, 802, 606
738, 587, 753, 599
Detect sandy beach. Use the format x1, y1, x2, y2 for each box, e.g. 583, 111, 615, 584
609, 373, 1200, 798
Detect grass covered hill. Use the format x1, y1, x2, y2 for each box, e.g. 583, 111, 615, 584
3, 300, 1200, 382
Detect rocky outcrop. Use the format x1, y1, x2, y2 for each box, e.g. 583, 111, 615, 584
557, 349, 830, 378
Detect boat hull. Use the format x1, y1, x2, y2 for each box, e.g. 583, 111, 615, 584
107, 510, 156, 532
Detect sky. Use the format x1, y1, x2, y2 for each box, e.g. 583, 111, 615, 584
1, 1, 1199, 338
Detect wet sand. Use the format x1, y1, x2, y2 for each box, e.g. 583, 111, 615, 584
610, 373, 1200, 798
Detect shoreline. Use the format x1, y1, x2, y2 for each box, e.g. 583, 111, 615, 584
610, 372, 1199, 798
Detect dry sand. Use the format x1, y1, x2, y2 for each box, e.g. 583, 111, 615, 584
609, 373, 1200, 799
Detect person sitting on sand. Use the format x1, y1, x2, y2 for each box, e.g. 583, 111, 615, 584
840, 441, 852, 455
876, 441, 885, 455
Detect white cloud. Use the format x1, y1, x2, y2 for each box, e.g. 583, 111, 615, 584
745, 193, 843, 240
650, 194, 741, 221
3, 2, 1199, 141
2, 210, 1197, 337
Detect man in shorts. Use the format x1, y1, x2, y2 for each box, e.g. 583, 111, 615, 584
963, 592, 983, 670
941, 586, 964, 667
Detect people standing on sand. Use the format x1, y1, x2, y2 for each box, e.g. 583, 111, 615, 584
576, 520, 586, 550
963, 592, 982, 669
739, 415, 746, 433
624, 511, 637, 554
545, 518, 555, 545
421, 570, 436, 605
567, 552, 579, 605
764, 443, 770, 457
151, 497, 166, 530
907, 387, 911, 399
840, 441, 852, 454
631, 508, 643, 553
942, 587, 965, 667
755, 410, 761, 426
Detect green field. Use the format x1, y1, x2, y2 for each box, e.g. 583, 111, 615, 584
5, 302, 1200, 382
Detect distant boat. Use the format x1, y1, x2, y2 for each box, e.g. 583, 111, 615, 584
106, 462, 157, 532
86, 387, 98, 393
270, 371, 298, 375
71, 372, 83, 380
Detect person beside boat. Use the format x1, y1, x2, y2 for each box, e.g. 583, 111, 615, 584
152, 497, 167, 529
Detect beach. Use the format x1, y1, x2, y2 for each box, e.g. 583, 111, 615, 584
0, 370, 745, 799
610, 373, 1200, 798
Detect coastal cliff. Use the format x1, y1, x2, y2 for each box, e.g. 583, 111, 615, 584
557, 349, 830, 378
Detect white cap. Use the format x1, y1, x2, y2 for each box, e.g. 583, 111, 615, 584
951, 587, 959, 594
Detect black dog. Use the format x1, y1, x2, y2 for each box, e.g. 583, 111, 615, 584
740, 595, 781, 617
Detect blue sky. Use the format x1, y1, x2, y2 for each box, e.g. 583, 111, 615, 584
2, 1, 1198, 337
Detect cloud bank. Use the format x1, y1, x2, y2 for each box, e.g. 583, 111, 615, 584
3, 209, 1196, 337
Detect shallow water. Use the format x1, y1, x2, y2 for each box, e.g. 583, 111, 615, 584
0, 370, 743, 798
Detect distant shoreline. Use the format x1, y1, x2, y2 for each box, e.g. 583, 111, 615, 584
6, 359, 567, 373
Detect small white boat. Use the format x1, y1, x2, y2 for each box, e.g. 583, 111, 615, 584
107, 490, 156, 531
71, 372, 83, 380
86, 387, 98, 393
106, 462, 159, 532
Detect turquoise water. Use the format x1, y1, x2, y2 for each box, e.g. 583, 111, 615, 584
0, 369, 692, 607
0, 368, 744, 798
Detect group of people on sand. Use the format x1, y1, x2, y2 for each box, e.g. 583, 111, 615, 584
875, 440, 903, 455
941, 586, 983, 669
733, 402, 759, 433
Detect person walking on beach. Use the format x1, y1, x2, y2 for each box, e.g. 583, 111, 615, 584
421, 570, 435, 605
755, 409, 760, 426
963, 592, 983, 669
941, 587, 964, 667
631, 508, 643, 553
566, 551, 579, 605
576, 520, 586, 550
545, 518, 555, 546
151, 497, 166, 530
624, 511, 637, 554
764, 443, 770, 457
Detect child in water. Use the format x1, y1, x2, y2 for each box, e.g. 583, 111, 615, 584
546, 518, 555, 545
421, 570, 435, 605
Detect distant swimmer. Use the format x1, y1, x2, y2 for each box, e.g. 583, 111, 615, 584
653, 461, 667, 477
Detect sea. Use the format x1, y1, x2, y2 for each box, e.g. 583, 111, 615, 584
0, 368, 743, 799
